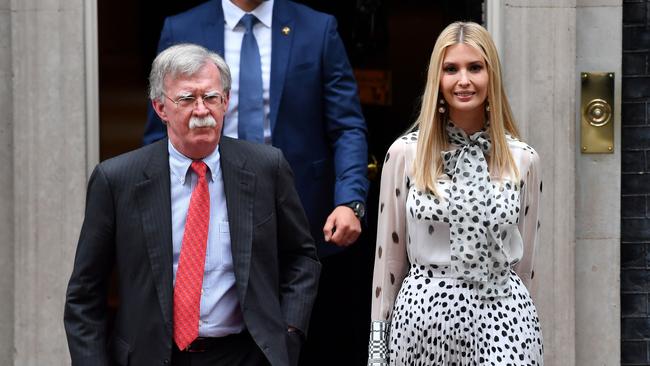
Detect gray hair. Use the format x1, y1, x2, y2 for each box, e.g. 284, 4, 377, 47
148, 43, 232, 102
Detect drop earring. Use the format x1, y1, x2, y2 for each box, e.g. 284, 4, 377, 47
485, 102, 490, 112
438, 98, 446, 114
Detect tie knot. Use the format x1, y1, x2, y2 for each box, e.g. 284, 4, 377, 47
190, 161, 208, 178
240, 14, 258, 33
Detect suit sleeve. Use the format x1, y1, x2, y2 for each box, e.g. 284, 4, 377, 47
64, 165, 116, 366
275, 150, 322, 334
143, 17, 175, 145
321, 16, 370, 206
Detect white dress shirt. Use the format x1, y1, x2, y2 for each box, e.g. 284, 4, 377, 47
222, 0, 274, 144
168, 140, 245, 337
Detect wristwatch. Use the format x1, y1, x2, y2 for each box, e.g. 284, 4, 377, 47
344, 201, 366, 220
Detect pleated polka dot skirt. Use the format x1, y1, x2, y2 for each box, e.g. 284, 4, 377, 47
388, 264, 543, 366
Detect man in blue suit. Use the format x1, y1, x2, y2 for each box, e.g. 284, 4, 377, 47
143, 0, 369, 364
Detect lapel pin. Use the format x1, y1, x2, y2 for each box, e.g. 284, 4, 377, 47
282, 26, 291, 36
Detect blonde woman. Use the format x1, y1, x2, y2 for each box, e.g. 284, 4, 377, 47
367, 22, 543, 365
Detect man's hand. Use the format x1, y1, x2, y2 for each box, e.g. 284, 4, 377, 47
322, 206, 361, 246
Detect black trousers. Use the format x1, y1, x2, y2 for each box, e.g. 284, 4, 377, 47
298, 239, 374, 366
172, 331, 269, 366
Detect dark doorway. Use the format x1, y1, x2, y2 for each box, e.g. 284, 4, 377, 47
98, 0, 206, 160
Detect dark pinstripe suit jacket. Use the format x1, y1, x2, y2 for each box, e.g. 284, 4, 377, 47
64, 136, 320, 366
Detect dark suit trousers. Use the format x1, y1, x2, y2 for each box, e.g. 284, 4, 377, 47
172, 331, 269, 366
299, 239, 374, 366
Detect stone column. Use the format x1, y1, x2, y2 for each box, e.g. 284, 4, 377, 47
501, 1, 578, 365
574, 1, 621, 365
498, 0, 623, 364
5, 0, 98, 364
0, 0, 14, 364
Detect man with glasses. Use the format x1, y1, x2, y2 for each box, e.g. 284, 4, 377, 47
65, 44, 320, 366
143, 2, 370, 363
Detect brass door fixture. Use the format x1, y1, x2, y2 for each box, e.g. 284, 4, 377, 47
580, 72, 614, 154
367, 154, 379, 181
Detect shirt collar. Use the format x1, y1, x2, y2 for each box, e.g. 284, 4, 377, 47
168, 140, 220, 184
222, 0, 274, 31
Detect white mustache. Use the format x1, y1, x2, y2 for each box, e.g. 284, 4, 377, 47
189, 115, 217, 129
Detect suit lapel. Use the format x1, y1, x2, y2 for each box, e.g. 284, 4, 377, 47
135, 139, 174, 336
203, 0, 225, 56
219, 137, 255, 300
270, 0, 294, 135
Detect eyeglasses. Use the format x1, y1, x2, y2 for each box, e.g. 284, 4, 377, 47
163, 92, 225, 109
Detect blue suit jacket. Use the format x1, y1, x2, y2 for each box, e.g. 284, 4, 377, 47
144, 0, 369, 257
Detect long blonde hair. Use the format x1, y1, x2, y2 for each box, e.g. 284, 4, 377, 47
412, 21, 520, 195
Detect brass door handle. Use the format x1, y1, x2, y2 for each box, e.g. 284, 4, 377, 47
368, 154, 379, 181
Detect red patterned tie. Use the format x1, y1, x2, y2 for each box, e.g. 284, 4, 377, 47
173, 161, 210, 350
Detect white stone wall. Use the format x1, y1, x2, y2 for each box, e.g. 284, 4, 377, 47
575, 1, 621, 365
0, 0, 14, 364
497, 0, 622, 365
502, 1, 578, 364
2, 0, 94, 364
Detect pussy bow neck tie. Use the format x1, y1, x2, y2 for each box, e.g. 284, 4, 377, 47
442, 122, 511, 299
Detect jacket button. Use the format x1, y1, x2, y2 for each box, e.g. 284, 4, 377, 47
163, 359, 169, 364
